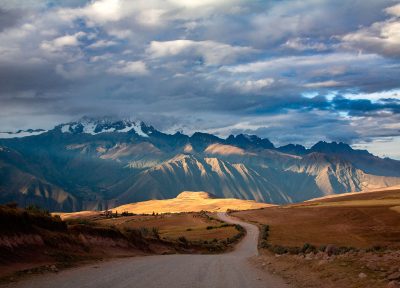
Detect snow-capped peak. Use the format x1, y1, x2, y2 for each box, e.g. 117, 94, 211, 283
0, 129, 47, 139
58, 117, 149, 137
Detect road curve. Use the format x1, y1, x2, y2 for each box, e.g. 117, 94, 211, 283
4, 213, 289, 288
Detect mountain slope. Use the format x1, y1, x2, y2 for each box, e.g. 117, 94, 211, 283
117, 154, 291, 204
286, 153, 400, 196
0, 146, 78, 211
1, 117, 400, 211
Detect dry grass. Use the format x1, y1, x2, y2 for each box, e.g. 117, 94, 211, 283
235, 189, 400, 249
54, 211, 102, 220
390, 206, 400, 213
306, 185, 400, 203
95, 212, 238, 241
56, 192, 272, 220
238, 187, 400, 288
111, 191, 272, 214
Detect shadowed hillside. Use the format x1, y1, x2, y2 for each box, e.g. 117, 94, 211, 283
1, 118, 400, 211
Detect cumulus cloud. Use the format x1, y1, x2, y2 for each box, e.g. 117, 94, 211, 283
147, 40, 257, 65
283, 37, 328, 51
0, 0, 400, 158
108, 60, 149, 76
233, 78, 275, 92
224, 53, 379, 73
40, 32, 86, 52
385, 3, 400, 17
87, 39, 118, 49
341, 3, 400, 57
304, 80, 342, 88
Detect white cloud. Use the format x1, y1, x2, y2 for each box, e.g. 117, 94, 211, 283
304, 80, 342, 88
283, 37, 327, 51
385, 3, 400, 17
136, 9, 165, 26
343, 89, 400, 102
234, 78, 274, 92
90, 53, 113, 62
168, 0, 241, 9
40, 32, 85, 52
341, 4, 400, 57
224, 53, 379, 73
353, 136, 400, 160
147, 40, 256, 65
87, 40, 118, 49
54, 0, 244, 29
108, 60, 149, 76
83, 0, 123, 23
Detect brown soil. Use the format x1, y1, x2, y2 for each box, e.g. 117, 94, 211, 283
235, 190, 400, 248
234, 188, 400, 288
0, 208, 243, 283
252, 250, 400, 288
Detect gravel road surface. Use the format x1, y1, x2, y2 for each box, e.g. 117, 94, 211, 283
4, 213, 289, 288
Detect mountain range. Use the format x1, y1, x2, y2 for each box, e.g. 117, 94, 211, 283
1, 117, 400, 211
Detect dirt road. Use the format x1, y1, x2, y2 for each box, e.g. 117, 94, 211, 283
4, 213, 289, 288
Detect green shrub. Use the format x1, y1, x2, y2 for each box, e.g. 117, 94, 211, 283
301, 243, 317, 254
26, 204, 50, 216
259, 240, 270, 249
260, 225, 269, 241
287, 246, 302, 254
366, 245, 385, 252
234, 224, 244, 233
178, 236, 188, 244
0, 204, 67, 234
271, 245, 288, 255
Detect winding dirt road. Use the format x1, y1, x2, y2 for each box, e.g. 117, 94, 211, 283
5, 213, 289, 288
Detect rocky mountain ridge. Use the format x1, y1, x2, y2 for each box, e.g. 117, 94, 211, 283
1, 117, 399, 211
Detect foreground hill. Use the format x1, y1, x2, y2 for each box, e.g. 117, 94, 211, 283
305, 184, 400, 204
58, 191, 273, 218
0, 204, 245, 281
112, 191, 273, 214
235, 186, 400, 249
1, 117, 400, 211
233, 185, 400, 288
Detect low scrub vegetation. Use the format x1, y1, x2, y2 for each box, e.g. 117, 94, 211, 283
172, 222, 246, 253
0, 203, 153, 259
259, 224, 269, 249
0, 204, 246, 266
0, 203, 67, 235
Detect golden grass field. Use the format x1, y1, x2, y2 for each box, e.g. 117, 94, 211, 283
54, 191, 268, 244
235, 187, 400, 248
56, 191, 272, 220
95, 212, 239, 241
235, 186, 400, 288
111, 191, 273, 214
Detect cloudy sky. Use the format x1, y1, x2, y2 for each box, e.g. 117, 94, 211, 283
1, 0, 400, 158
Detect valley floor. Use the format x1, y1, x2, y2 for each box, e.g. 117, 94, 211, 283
1, 213, 289, 288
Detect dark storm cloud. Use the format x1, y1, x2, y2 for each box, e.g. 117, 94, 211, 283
0, 8, 22, 32
332, 96, 400, 115
0, 0, 400, 157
